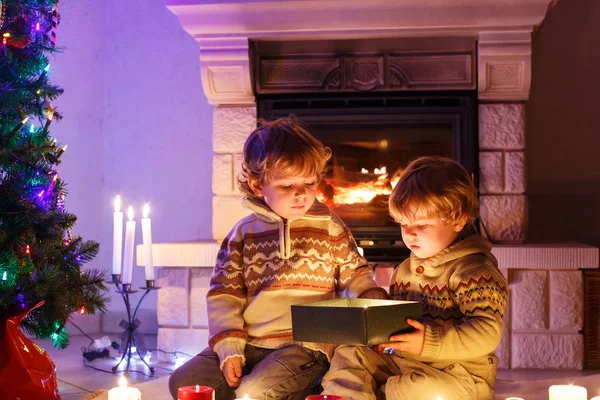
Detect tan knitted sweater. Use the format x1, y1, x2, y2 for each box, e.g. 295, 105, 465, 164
207, 197, 381, 367
389, 235, 508, 388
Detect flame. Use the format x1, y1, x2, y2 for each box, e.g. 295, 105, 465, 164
119, 377, 127, 388
317, 166, 403, 206
196, 385, 200, 392
143, 203, 150, 219
127, 206, 134, 221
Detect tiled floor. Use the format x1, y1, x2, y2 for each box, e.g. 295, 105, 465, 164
34, 334, 178, 400
34, 334, 600, 400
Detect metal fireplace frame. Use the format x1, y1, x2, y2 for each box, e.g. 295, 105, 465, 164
258, 92, 478, 261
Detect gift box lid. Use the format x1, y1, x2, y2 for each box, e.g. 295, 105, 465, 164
291, 298, 422, 346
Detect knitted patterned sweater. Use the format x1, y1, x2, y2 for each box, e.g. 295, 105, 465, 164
388, 235, 508, 387
207, 197, 381, 367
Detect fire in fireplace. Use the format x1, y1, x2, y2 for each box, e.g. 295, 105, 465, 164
259, 93, 477, 261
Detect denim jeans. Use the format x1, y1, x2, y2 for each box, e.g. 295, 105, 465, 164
168, 344, 329, 400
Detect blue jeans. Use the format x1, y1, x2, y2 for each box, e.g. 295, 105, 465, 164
168, 344, 329, 400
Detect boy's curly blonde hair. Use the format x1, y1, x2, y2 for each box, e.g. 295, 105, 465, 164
389, 156, 478, 227
237, 117, 331, 197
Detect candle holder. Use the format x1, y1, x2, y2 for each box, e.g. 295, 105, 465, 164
111, 282, 160, 376
111, 274, 122, 284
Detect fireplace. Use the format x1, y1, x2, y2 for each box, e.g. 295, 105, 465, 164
161, 0, 600, 372
259, 92, 478, 261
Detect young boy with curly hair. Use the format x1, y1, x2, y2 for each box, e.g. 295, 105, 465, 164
169, 117, 387, 400
321, 156, 508, 400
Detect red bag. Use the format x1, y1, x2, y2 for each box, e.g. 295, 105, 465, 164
0, 301, 60, 399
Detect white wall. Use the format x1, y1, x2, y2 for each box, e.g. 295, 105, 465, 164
52, 0, 214, 336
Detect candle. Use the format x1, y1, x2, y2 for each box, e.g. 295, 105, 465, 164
108, 377, 141, 400
235, 395, 257, 400
141, 203, 154, 281
112, 195, 123, 277
549, 385, 587, 400
177, 385, 215, 400
505, 398, 524, 400
305, 396, 344, 400
122, 206, 136, 285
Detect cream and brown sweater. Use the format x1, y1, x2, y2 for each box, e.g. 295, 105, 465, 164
388, 235, 508, 388
207, 197, 381, 367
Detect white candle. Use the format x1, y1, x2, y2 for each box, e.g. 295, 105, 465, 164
549, 385, 587, 400
235, 395, 257, 400
112, 195, 123, 276
122, 206, 136, 285
141, 203, 154, 281
108, 377, 141, 400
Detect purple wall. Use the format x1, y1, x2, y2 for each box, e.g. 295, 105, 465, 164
53, 0, 214, 334
527, 0, 600, 248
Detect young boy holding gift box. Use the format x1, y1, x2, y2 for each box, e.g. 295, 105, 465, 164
168, 117, 387, 400
321, 156, 508, 400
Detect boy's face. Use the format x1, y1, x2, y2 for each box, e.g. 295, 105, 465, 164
249, 171, 318, 221
398, 208, 466, 259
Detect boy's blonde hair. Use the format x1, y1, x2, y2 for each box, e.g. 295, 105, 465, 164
389, 156, 478, 227
237, 116, 331, 197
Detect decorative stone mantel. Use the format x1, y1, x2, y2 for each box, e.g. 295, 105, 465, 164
139, 241, 598, 368
166, 0, 554, 104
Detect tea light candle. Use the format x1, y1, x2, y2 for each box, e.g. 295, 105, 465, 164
177, 385, 214, 400
549, 385, 587, 400
305, 396, 344, 400
235, 395, 257, 400
108, 377, 141, 400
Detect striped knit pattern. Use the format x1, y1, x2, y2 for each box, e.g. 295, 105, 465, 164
207, 198, 380, 364
388, 235, 508, 366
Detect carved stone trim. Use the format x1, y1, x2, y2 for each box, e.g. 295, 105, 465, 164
198, 38, 255, 105
478, 32, 532, 101
254, 50, 475, 94
344, 56, 385, 91
389, 53, 473, 89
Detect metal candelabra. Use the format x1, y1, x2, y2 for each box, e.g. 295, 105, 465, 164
110, 274, 160, 376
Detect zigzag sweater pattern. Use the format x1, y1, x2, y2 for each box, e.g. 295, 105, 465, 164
389, 236, 508, 366
207, 197, 381, 366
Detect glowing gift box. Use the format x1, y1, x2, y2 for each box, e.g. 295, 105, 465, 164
291, 299, 422, 346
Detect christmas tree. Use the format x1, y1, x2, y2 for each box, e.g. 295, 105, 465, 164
0, 0, 108, 349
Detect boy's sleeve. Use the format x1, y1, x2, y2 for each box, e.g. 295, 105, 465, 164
420, 259, 508, 361
330, 215, 385, 298
207, 223, 248, 368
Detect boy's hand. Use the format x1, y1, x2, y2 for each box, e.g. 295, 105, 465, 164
222, 356, 244, 387
377, 318, 425, 355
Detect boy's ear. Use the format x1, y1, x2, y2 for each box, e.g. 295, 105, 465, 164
452, 217, 468, 233
248, 177, 263, 197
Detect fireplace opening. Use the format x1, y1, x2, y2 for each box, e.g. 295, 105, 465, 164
258, 92, 478, 261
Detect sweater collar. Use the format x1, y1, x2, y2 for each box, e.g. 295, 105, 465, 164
409, 235, 497, 270
242, 197, 331, 223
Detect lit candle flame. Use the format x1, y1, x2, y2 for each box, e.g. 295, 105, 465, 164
127, 206, 134, 221
244, 395, 250, 400
143, 203, 150, 219
118, 377, 127, 388
114, 195, 121, 212
196, 385, 200, 392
